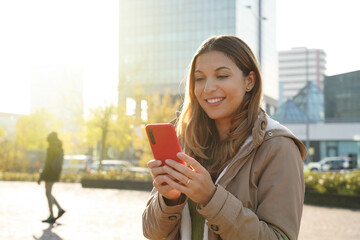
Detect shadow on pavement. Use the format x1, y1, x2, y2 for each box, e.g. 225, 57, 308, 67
32, 224, 63, 240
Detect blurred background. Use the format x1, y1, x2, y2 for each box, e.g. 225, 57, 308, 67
0, 0, 360, 175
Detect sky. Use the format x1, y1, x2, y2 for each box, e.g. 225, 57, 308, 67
0, 0, 119, 115
0, 0, 359, 115
276, 0, 360, 75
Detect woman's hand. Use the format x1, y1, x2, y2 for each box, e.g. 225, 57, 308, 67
163, 152, 216, 206
147, 159, 182, 203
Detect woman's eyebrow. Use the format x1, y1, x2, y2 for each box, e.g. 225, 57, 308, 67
195, 66, 231, 73
215, 66, 231, 71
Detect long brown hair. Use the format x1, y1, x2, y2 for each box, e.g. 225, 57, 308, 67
177, 35, 263, 179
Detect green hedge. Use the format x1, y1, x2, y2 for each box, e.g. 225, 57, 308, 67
0, 169, 152, 183
81, 169, 152, 181
0, 172, 83, 183
304, 170, 360, 195
3, 170, 359, 196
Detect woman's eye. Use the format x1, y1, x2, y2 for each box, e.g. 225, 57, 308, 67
218, 75, 229, 79
195, 77, 204, 81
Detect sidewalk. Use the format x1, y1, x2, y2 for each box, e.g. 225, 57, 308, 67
1, 181, 359, 240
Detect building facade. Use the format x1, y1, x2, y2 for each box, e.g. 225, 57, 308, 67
272, 81, 324, 124
284, 122, 360, 166
324, 70, 360, 123
278, 47, 326, 104
118, 0, 278, 111
273, 69, 360, 167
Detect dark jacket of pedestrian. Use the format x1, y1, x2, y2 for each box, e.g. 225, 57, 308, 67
39, 132, 64, 182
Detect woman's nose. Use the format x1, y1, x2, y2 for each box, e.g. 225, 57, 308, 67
204, 78, 217, 93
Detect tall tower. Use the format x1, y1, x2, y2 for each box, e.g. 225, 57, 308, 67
278, 47, 326, 104
118, 0, 277, 112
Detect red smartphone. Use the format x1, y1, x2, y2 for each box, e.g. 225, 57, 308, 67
145, 123, 185, 166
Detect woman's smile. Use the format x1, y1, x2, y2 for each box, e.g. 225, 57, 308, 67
205, 97, 226, 105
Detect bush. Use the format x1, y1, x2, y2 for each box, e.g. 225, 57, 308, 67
304, 170, 360, 195
0, 169, 152, 183
0, 172, 39, 182
82, 169, 152, 181
0, 171, 84, 183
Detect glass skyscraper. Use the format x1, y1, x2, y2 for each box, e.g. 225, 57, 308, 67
325, 70, 360, 123
118, 0, 277, 107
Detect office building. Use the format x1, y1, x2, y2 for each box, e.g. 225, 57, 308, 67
272, 81, 324, 124
273, 70, 360, 165
118, 0, 278, 113
324, 70, 360, 123
278, 48, 326, 104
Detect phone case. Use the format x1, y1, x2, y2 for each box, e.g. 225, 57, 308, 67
145, 123, 185, 165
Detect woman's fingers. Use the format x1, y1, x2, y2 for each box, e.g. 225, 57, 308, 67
153, 174, 181, 200
163, 175, 189, 194
164, 152, 206, 180
147, 159, 162, 169
150, 166, 166, 178
163, 152, 216, 206
147, 160, 165, 179
148, 155, 215, 205
176, 152, 205, 173
153, 174, 167, 187
163, 165, 190, 185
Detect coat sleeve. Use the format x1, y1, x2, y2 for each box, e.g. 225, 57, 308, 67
198, 137, 305, 240
142, 188, 187, 239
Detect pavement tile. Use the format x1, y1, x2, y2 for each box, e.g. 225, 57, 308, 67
1, 181, 360, 240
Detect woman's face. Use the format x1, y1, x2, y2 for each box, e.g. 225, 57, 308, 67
194, 50, 252, 125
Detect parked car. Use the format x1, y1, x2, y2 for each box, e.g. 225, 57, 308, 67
90, 160, 149, 175
307, 156, 356, 172
62, 155, 92, 173
91, 160, 130, 172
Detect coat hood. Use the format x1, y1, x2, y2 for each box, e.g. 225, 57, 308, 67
180, 110, 307, 240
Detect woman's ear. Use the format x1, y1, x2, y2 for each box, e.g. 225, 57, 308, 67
246, 71, 256, 92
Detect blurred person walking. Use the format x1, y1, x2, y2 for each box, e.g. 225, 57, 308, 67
37, 132, 66, 224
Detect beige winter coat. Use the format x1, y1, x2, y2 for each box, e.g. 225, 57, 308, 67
142, 111, 307, 240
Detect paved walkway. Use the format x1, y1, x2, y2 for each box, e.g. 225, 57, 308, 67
0, 181, 359, 240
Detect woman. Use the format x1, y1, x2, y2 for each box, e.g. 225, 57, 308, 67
38, 132, 66, 223
142, 35, 306, 240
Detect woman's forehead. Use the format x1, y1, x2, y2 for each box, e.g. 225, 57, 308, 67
195, 51, 238, 72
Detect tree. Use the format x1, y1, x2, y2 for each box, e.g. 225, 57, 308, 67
58, 89, 88, 155
1, 109, 60, 172
86, 103, 133, 166
0, 127, 28, 172
0, 126, 5, 139
15, 109, 60, 150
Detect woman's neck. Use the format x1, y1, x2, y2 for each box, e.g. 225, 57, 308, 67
215, 119, 231, 141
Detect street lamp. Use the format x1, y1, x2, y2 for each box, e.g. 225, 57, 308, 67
245, 0, 267, 66
305, 48, 310, 163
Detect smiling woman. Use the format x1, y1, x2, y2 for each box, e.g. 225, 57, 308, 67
142, 35, 307, 240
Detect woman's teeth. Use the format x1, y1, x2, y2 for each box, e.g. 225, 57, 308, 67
207, 98, 224, 103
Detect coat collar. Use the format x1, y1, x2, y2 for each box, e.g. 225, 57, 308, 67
216, 110, 307, 186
